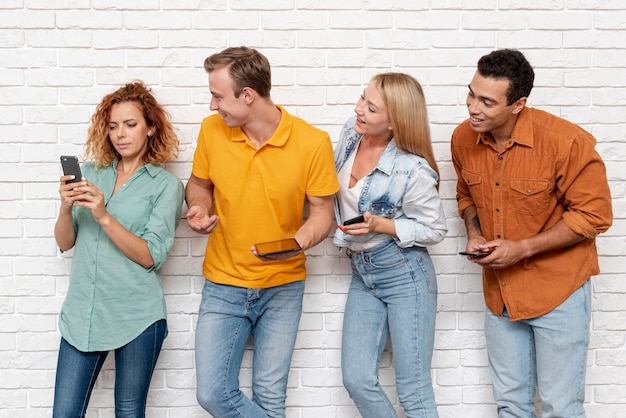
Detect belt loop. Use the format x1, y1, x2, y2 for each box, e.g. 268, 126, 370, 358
346, 248, 354, 258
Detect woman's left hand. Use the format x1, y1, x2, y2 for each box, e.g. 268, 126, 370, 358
71, 181, 109, 224
338, 212, 376, 236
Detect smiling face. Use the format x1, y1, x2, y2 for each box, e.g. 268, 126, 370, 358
208, 66, 249, 128
353, 81, 392, 140
466, 71, 526, 144
108, 101, 153, 162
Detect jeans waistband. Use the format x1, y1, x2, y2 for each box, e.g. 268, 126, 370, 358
345, 239, 396, 258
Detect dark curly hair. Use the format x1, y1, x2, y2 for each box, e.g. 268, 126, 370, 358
477, 49, 535, 105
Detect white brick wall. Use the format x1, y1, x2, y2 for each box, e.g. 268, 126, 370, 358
0, 2, 624, 417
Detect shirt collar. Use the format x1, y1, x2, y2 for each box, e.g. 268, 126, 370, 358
264, 105, 291, 147
112, 159, 161, 178
230, 105, 292, 147
375, 139, 399, 175
510, 107, 533, 148
477, 107, 534, 148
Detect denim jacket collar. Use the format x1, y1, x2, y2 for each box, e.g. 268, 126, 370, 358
335, 116, 398, 177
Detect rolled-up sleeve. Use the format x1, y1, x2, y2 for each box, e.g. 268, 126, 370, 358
395, 163, 447, 248
559, 133, 613, 238
142, 176, 184, 270
451, 135, 476, 219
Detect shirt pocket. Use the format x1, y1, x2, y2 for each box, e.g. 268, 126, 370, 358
111, 196, 154, 233
509, 179, 550, 216
461, 168, 485, 208
367, 198, 396, 218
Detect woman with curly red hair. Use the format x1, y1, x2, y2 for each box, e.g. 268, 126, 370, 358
52, 81, 184, 417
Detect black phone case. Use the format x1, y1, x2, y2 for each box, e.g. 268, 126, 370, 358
60, 156, 82, 184
256, 239, 301, 257
459, 251, 490, 258
343, 215, 364, 226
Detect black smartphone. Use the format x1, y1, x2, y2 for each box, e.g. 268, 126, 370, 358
459, 250, 491, 258
255, 238, 302, 257
60, 155, 82, 184
343, 215, 365, 226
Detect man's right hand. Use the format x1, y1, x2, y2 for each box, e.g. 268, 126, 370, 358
186, 205, 219, 234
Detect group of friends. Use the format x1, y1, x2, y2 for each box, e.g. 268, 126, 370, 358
52, 46, 613, 418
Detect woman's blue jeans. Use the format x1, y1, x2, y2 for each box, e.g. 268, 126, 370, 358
52, 319, 166, 418
195, 279, 305, 418
485, 280, 591, 418
341, 240, 439, 418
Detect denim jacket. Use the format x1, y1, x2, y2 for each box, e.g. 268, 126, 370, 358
333, 116, 447, 249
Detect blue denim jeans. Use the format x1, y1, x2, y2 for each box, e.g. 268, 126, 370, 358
195, 279, 305, 418
485, 280, 591, 418
341, 240, 439, 418
52, 319, 166, 418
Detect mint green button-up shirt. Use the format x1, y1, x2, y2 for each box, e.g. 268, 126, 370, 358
59, 160, 184, 352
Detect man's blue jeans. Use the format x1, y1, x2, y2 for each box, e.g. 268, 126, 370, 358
341, 241, 439, 418
485, 280, 591, 418
52, 319, 166, 418
195, 279, 305, 418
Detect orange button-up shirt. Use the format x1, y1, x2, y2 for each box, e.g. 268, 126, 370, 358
451, 107, 612, 321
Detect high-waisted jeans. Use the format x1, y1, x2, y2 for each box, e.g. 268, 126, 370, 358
342, 240, 439, 418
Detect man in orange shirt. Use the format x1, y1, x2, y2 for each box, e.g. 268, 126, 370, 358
186, 46, 339, 417
451, 49, 612, 418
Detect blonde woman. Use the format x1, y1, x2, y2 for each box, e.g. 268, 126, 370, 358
335, 73, 446, 418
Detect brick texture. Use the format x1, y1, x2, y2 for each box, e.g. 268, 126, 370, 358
0, 2, 624, 417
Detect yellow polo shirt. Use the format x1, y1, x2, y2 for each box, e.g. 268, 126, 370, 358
192, 105, 339, 288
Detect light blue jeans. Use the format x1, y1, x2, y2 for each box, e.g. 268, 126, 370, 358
485, 280, 591, 418
342, 240, 439, 418
195, 279, 305, 418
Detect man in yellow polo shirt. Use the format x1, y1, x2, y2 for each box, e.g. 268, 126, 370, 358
185, 46, 339, 418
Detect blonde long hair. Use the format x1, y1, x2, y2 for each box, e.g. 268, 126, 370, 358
84, 80, 180, 167
372, 72, 440, 187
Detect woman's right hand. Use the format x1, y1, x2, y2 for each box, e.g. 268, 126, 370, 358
58, 175, 85, 214
55, 175, 83, 250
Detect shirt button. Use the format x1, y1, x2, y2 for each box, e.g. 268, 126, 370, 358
527, 189, 532, 194
495, 182, 500, 186
496, 208, 500, 212
498, 156, 503, 160
497, 234, 502, 238
501, 282, 507, 286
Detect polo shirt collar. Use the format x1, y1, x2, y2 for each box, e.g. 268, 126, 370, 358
265, 105, 291, 147
229, 105, 292, 148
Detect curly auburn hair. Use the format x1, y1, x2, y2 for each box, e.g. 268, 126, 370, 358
84, 80, 180, 167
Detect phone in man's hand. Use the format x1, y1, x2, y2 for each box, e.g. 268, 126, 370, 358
255, 238, 302, 257
60, 155, 82, 184
459, 248, 494, 258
